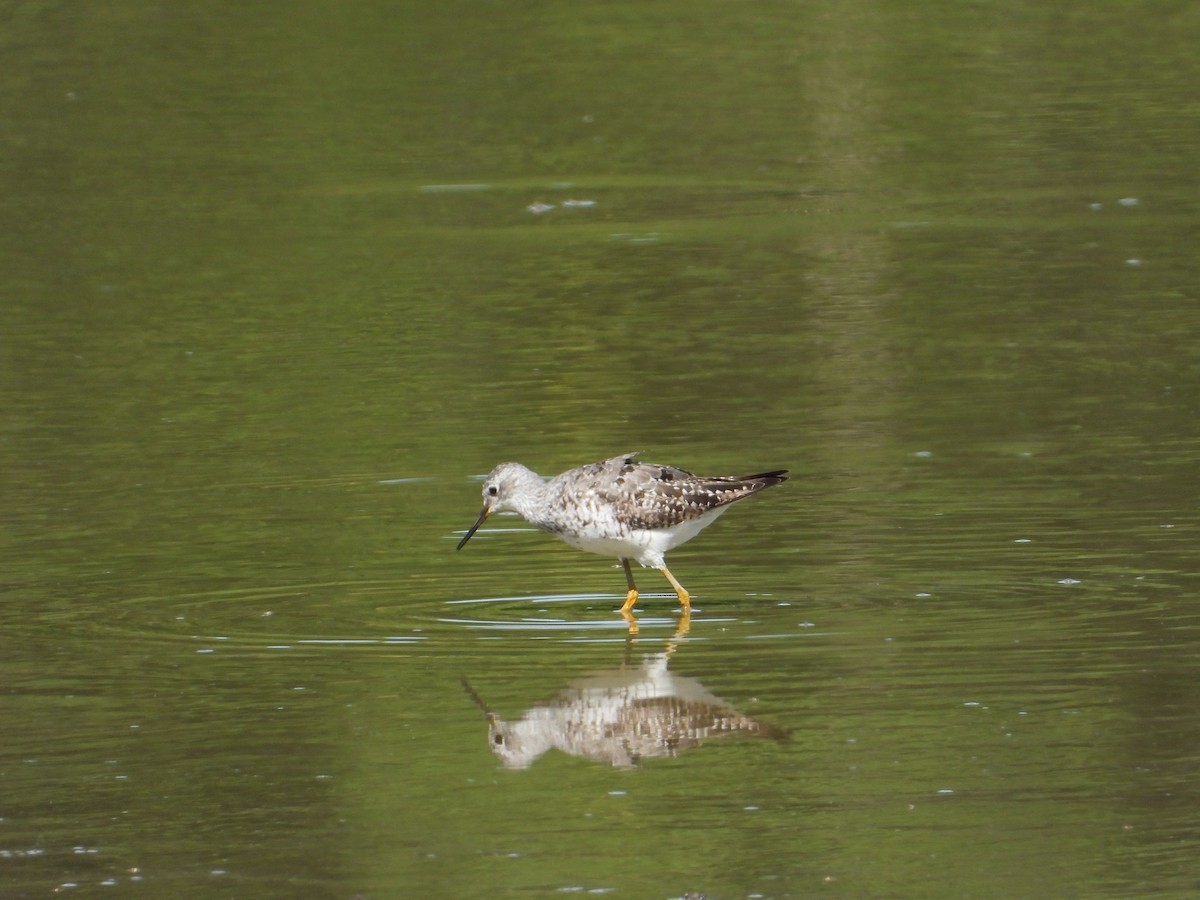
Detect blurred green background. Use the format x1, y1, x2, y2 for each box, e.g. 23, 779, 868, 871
3, 1, 1198, 897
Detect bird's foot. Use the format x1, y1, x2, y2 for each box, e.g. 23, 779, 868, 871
619, 588, 639, 613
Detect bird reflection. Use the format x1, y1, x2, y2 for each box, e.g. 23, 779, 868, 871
463, 616, 787, 769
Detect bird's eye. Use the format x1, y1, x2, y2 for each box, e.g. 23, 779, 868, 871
487, 485, 498, 496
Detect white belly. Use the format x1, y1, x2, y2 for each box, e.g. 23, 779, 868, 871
554, 506, 729, 568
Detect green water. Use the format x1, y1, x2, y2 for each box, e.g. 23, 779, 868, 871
3, 1, 1199, 897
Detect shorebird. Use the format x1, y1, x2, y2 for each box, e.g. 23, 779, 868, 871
456, 453, 787, 611
463, 660, 788, 769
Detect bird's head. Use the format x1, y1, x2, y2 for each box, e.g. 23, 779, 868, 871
456, 462, 535, 550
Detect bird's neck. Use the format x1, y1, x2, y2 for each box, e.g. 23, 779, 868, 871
506, 467, 552, 524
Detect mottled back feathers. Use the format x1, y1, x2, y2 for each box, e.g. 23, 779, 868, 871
552, 453, 788, 531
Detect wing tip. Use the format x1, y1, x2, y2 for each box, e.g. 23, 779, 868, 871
744, 469, 789, 487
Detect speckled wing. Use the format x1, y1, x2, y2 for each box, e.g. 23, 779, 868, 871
591, 454, 788, 530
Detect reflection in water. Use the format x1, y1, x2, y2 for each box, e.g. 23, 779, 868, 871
463, 618, 787, 768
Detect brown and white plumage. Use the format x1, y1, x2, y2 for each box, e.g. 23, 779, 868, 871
456, 453, 787, 612
464, 654, 789, 769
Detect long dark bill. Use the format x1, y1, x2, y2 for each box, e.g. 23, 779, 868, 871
456, 507, 490, 550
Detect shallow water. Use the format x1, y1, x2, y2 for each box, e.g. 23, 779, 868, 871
4, 1, 1200, 897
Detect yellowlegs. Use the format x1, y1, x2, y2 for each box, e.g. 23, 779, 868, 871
463, 657, 788, 768
456, 453, 787, 612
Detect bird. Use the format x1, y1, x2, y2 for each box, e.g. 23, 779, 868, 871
462, 655, 788, 769
456, 453, 788, 612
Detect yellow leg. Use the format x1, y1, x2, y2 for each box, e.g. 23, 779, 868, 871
619, 558, 639, 612
659, 565, 691, 612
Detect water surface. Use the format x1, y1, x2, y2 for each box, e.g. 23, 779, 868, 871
3, 1, 1199, 897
